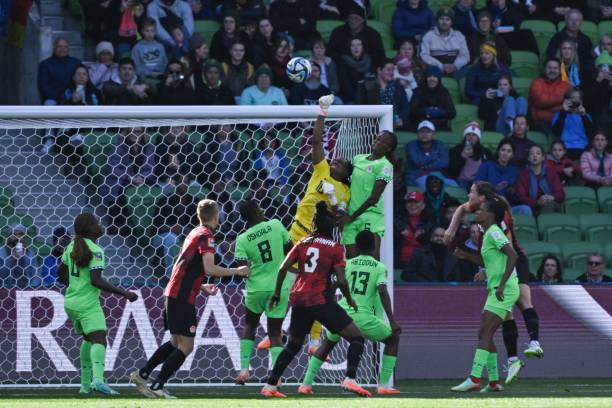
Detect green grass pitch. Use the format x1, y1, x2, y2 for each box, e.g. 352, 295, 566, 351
2, 379, 612, 408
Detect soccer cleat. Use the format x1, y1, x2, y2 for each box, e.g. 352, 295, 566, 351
257, 336, 271, 350
298, 385, 314, 395
318, 94, 334, 111
78, 385, 91, 394
505, 359, 525, 385
377, 386, 401, 395
130, 370, 156, 398
91, 381, 120, 395
260, 385, 286, 398
524, 340, 544, 358
451, 377, 481, 392
341, 378, 372, 397
480, 382, 504, 393
234, 369, 250, 385
150, 388, 177, 399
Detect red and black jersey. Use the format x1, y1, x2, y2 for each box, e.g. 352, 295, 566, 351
164, 226, 215, 305
287, 235, 346, 308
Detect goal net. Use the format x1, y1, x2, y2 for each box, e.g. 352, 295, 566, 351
0, 106, 393, 387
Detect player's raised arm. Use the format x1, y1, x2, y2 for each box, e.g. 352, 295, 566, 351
342, 179, 387, 223
90, 269, 138, 301
270, 246, 299, 308
443, 202, 471, 245
202, 252, 249, 277
312, 94, 334, 165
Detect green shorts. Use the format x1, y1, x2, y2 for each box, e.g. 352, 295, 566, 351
341, 212, 385, 245
244, 289, 289, 319
65, 305, 107, 335
326, 311, 391, 343
483, 284, 520, 320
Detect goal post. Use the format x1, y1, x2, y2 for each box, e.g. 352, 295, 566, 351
0, 105, 393, 387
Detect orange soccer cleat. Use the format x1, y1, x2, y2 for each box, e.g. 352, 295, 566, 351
297, 385, 314, 395
341, 378, 372, 397
377, 386, 401, 395
260, 385, 286, 398
257, 336, 271, 350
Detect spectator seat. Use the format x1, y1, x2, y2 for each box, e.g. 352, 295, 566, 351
480, 131, 503, 151
435, 131, 460, 148
511, 76, 533, 99
441, 77, 460, 105
367, 20, 394, 51
510, 51, 540, 78
373, 1, 396, 26
605, 242, 612, 267
513, 213, 538, 243
194, 20, 221, 43
557, 21, 599, 45
521, 241, 561, 274
528, 131, 548, 149
446, 186, 468, 202
599, 21, 612, 40
316, 20, 344, 42
563, 186, 598, 215
397, 131, 417, 145
562, 242, 603, 270
579, 213, 612, 242
451, 104, 478, 134
537, 213, 580, 244
519, 20, 556, 61
597, 187, 612, 213
562, 268, 582, 282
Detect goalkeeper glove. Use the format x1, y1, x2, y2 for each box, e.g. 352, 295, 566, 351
318, 94, 334, 116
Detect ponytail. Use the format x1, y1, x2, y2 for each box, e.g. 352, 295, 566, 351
71, 234, 93, 268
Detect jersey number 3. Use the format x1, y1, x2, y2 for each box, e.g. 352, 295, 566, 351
304, 247, 320, 273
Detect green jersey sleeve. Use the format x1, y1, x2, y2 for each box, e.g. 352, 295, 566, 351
375, 264, 388, 287
488, 226, 510, 250
377, 159, 393, 184
88, 243, 105, 271
234, 234, 248, 262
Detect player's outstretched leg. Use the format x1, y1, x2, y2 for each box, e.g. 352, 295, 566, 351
337, 323, 371, 397
518, 285, 543, 358
261, 337, 306, 398
87, 331, 119, 395
300, 339, 338, 395
131, 340, 177, 398
377, 331, 401, 395
145, 335, 192, 398
502, 318, 524, 385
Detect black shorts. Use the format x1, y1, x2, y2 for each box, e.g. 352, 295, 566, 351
516, 252, 531, 285
163, 296, 197, 337
289, 301, 353, 338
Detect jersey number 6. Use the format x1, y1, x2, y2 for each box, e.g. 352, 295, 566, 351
304, 247, 320, 273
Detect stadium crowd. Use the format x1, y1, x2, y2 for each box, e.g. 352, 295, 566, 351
4, 0, 610, 287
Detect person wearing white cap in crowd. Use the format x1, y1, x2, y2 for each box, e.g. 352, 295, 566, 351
405, 120, 459, 189
85, 41, 119, 90
448, 121, 492, 189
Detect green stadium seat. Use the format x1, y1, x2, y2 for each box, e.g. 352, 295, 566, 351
558, 21, 599, 45
194, 20, 221, 43
451, 104, 479, 134
294, 49, 312, 58
187, 186, 210, 200
385, 49, 397, 59
510, 51, 540, 78
563, 186, 598, 215
528, 131, 548, 148
394, 268, 403, 282
436, 131, 461, 148
125, 186, 165, 235
563, 242, 603, 270
597, 187, 612, 213
513, 214, 538, 243
537, 213, 580, 244
397, 131, 417, 145
372, 1, 395, 26
371, 0, 394, 19
605, 242, 612, 267
511, 77, 534, 98
519, 20, 556, 59
521, 241, 561, 274
367, 20, 393, 51
599, 20, 612, 39
563, 268, 583, 282
579, 213, 612, 242
66, 0, 82, 16
480, 131, 503, 151
446, 186, 468, 203
316, 20, 344, 42
441, 77, 460, 105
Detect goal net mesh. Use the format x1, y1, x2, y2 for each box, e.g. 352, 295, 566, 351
0, 114, 384, 386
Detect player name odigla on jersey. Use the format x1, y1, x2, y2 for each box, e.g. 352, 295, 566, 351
246, 225, 274, 242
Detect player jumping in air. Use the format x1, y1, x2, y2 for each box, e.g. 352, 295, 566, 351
298, 229, 402, 396
233, 200, 293, 385
58, 213, 139, 395
258, 94, 353, 354
452, 197, 520, 392
130, 199, 249, 398
445, 181, 543, 384
261, 202, 371, 398
339, 130, 397, 260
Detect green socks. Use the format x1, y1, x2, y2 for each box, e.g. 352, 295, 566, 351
379, 355, 397, 386
270, 346, 283, 366
470, 348, 489, 380
486, 352, 499, 382
240, 339, 255, 370
79, 341, 92, 388
303, 356, 325, 385
90, 343, 106, 383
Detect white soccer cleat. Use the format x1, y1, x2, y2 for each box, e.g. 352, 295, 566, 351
318, 94, 334, 112
151, 388, 177, 399
130, 370, 156, 398
524, 340, 544, 358
505, 358, 525, 385
451, 377, 480, 392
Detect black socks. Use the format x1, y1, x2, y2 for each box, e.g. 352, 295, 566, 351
140, 341, 176, 379
522, 308, 540, 341
502, 320, 519, 358
346, 336, 365, 379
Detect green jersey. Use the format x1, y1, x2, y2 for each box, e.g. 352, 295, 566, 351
348, 154, 393, 216
481, 224, 518, 290
62, 238, 105, 310
235, 219, 292, 292
339, 255, 388, 313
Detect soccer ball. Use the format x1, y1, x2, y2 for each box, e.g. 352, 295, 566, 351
286, 57, 312, 83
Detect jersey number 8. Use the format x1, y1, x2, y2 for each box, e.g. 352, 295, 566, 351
304, 247, 320, 273
257, 240, 273, 263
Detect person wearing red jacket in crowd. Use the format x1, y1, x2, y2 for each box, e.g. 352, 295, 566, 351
395, 191, 429, 268
546, 140, 581, 185
528, 58, 571, 133
516, 145, 565, 216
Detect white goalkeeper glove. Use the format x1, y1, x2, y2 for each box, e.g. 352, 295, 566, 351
318, 94, 334, 116
321, 181, 337, 206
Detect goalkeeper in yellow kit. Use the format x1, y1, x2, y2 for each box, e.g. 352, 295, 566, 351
257, 94, 353, 353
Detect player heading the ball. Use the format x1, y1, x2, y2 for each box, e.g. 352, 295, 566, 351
130, 199, 249, 399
